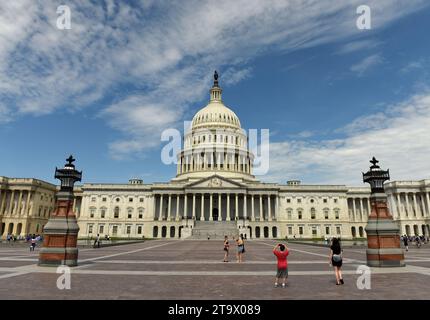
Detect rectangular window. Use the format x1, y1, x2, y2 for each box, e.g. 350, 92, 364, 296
312, 227, 317, 236
287, 199, 291, 203
298, 211, 302, 220
287, 211, 292, 220
324, 211, 329, 219
112, 226, 118, 235
90, 208, 95, 218
288, 226, 292, 235
323, 199, 328, 203
129, 198, 133, 202
326, 226, 330, 235
88, 225, 93, 234
102, 197, 107, 202
335, 211, 339, 220
297, 199, 302, 203
91, 197, 96, 202
126, 226, 131, 234
101, 209, 105, 218
137, 226, 142, 234
334, 199, 338, 203
140, 198, 144, 203
99, 225, 104, 234
336, 227, 341, 235
299, 226, 303, 235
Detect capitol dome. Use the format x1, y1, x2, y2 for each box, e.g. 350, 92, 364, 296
173, 71, 255, 183
191, 74, 241, 130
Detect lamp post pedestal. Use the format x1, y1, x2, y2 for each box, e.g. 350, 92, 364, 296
39, 156, 82, 267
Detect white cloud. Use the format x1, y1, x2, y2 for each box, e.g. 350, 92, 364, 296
0, 0, 428, 157
350, 53, 383, 75
263, 93, 430, 185
336, 39, 381, 55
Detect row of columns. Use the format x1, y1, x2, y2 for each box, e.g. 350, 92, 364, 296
348, 198, 371, 221
156, 193, 278, 222
0, 190, 33, 216
391, 192, 430, 219
178, 152, 251, 175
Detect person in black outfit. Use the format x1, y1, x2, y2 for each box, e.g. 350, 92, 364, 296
329, 237, 344, 285
403, 235, 409, 251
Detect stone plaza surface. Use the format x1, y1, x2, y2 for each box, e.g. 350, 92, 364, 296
0, 240, 429, 300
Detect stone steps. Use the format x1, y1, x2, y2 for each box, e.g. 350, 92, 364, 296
191, 221, 239, 239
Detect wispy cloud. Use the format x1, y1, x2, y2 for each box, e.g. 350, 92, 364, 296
0, 0, 428, 154
336, 39, 381, 55
350, 53, 383, 75
264, 93, 430, 185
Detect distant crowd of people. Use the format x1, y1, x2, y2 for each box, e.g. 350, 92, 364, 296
3, 233, 43, 251
401, 235, 429, 251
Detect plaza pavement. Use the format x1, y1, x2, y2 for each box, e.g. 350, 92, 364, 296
0, 239, 429, 299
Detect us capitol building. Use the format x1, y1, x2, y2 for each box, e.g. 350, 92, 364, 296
1, 73, 430, 240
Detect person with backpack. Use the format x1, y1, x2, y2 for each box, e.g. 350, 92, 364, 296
329, 237, 344, 285
273, 243, 289, 288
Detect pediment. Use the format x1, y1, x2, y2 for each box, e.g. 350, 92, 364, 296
185, 175, 245, 189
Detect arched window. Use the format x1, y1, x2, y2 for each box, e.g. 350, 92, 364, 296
114, 207, 120, 218
100, 208, 106, 219
311, 208, 316, 219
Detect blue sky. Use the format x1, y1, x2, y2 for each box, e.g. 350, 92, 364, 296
1, 0, 430, 186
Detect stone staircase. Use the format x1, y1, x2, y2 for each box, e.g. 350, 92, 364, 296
190, 221, 239, 239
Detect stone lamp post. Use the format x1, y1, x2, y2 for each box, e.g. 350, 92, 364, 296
363, 157, 405, 267
39, 155, 82, 267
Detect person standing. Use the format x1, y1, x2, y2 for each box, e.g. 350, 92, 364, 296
236, 235, 245, 263
94, 234, 101, 248
273, 243, 289, 288
403, 235, 409, 251
30, 236, 37, 252
223, 236, 230, 262
329, 237, 344, 285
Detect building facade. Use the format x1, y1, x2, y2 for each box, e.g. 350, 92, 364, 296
1, 74, 430, 240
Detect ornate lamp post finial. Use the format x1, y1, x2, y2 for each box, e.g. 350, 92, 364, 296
362, 157, 389, 194
55, 154, 82, 192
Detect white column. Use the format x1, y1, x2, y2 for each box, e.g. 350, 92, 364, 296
17, 191, 23, 215
209, 193, 213, 221
218, 194, 222, 221
192, 194, 196, 220
413, 193, 418, 217
8, 190, 15, 214
275, 196, 279, 220
251, 195, 255, 221
259, 195, 263, 221
201, 194, 205, 221
167, 194, 172, 221
426, 192, 430, 217
367, 198, 371, 216
184, 194, 188, 218
405, 193, 410, 217
268, 195, 272, 221
176, 195, 180, 221
235, 193, 239, 220
420, 193, 426, 217
243, 195, 247, 220
25, 191, 32, 216
352, 198, 356, 221
359, 198, 364, 221
396, 193, 402, 217
226, 194, 230, 221
158, 194, 163, 221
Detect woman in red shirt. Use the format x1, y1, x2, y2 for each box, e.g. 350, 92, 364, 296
273, 243, 289, 288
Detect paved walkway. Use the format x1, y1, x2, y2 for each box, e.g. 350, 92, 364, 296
0, 240, 429, 299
